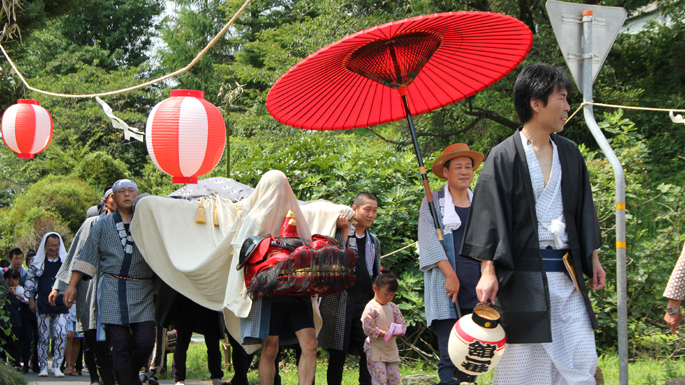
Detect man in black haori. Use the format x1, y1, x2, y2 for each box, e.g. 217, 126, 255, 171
462, 63, 606, 384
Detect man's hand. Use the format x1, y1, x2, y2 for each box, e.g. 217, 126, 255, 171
64, 286, 77, 309
436, 260, 459, 303
336, 213, 350, 246
336, 214, 350, 233
445, 275, 460, 304
666, 312, 683, 334
476, 260, 498, 304
48, 289, 59, 307
29, 298, 36, 313
591, 251, 606, 290
666, 299, 683, 334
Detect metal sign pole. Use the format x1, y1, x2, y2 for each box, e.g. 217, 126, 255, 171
581, 10, 628, 384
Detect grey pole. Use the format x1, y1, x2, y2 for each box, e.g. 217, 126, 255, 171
581, 10, 628, 384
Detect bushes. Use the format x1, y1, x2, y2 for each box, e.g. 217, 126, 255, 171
585, 110, 684, 356
73, 151, 130, 188
0, 361, 26, 385
0, 175, 98, 251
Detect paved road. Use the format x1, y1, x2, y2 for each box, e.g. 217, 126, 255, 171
22, 371, 208, 385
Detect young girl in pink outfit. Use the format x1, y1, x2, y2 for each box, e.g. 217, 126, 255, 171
361, 272, 407, 385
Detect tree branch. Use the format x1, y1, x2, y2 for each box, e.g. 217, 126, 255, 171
366, 126, 412, 145
366, 116, 484, 145
464, 107, 520, 130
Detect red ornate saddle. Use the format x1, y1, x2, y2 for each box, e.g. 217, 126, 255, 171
236, 211, 356, 298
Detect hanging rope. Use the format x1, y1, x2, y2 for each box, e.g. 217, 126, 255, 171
381, 241, 418, 259
0, 0, 252, 99
567, 101, 685, 124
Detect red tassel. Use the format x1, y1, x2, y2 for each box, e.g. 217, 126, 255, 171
279, 210, 298, 238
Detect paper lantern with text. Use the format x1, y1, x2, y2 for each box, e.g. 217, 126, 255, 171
146, 90, 226, 184
1, 99, 53, 159
449, 304, 506, 377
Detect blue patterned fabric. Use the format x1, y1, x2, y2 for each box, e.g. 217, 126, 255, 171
73, 213, 154, 326
418, 188, 479, 327
53, 215, 102, 332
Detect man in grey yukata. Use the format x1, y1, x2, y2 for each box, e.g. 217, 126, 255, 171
64, 179, 155, 385
418, 143, 483, 385
49, 184, 117, 385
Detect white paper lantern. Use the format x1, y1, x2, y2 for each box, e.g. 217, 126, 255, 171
449, 304, 506, 376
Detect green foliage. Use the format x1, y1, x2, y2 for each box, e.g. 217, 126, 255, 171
0, 360, 27, 385
0, 175, 98, 251
585, 111, 684, 356
59, 0, 164, 67
73, 151, 130, 188
14, 63, 160, 177
2, 0, 685, 362
0, 295, 9, 361
137, 162, 178, 197
2, 0, 163, 179
223, 131, 427, 263
0, 0, 88, 43
605, 10, 685, 184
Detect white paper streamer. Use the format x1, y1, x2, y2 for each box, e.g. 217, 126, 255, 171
95, 97, 145, 142
670, 110, 685, 125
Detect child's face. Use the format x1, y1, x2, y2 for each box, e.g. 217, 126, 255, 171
6, 277, 18, 287
373, 285, 396, 305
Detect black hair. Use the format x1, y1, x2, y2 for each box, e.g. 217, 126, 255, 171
3, 267, 20, 281
8, 247, 23, 260
513, 63, 574, 124
27, 249, 36, 258
444, 157, 474, 170
374, 271, 399, 292
0, 260, 10, 268
353, 192, 378, 208
105, 183, 115, 192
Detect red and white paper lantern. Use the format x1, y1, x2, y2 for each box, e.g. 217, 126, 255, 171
146, 90, 226, 184
449, 304, 506, 376
1, 99, 53, 159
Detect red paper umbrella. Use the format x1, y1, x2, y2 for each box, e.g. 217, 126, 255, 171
1, 99, 53, 159
267, 12, 532, 320
267, 12, 532, 130
146, 90, 226, 184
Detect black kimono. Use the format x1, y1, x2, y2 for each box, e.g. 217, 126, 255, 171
461, 130, 602, 344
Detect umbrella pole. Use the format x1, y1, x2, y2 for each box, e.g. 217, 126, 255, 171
400, 94, 462, 320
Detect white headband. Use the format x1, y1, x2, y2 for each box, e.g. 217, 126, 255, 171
113, 179, 138, 193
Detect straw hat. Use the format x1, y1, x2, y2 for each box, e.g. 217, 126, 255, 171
431, 143, 484, 179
